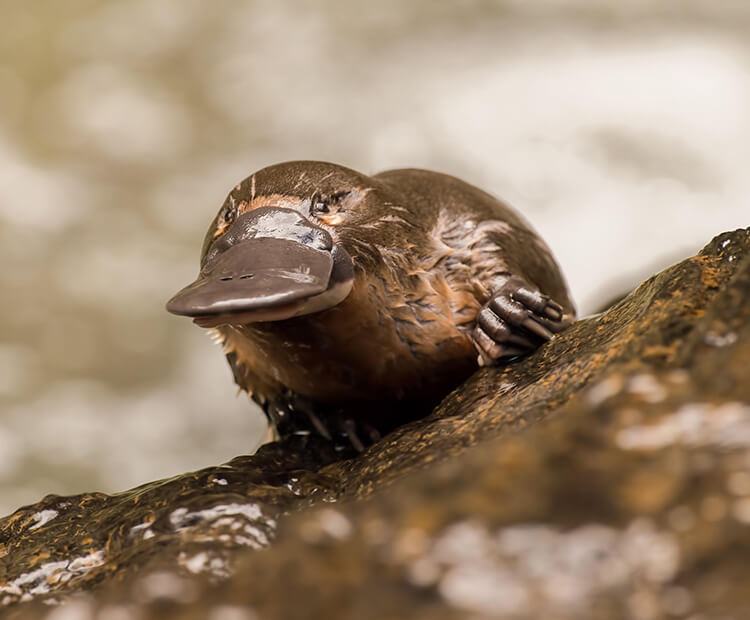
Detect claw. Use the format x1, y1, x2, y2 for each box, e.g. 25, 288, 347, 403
473, 325, 504, 361
489, 296, 529, 326
342, 419, 366, 452
521, 317, 554, 341
509, 285, 548, 313
305, 408, 333, 440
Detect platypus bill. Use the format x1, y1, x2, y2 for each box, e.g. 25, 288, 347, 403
167, 161, 575, 450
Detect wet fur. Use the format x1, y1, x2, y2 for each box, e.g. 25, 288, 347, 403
205, 163, 574, 421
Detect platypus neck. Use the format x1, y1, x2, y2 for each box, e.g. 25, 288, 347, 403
217, 268, 478, 405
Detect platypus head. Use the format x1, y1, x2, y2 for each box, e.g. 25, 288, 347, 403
167, 161, 403, 328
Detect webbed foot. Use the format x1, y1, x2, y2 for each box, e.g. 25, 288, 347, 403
472, 276, 573, 366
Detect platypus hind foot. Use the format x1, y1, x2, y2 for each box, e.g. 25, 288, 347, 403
267, 392, 382, 452
472, 276, 573, 366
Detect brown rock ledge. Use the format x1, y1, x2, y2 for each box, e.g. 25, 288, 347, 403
3, 228, 750, 619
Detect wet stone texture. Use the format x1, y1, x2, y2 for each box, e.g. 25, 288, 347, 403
3, 227, 750, 619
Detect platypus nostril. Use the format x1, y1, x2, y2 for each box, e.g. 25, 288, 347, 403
202, 207, 333, 269
166, 237, 339, 319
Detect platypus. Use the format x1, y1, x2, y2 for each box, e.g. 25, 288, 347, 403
167, 161, 575, 448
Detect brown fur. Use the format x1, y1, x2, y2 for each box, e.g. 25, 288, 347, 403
198, 162, 575, 415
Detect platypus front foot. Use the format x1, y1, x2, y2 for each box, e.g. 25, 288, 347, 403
472, 276, 572, 366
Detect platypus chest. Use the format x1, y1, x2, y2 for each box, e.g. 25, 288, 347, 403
220, 287, 478, 404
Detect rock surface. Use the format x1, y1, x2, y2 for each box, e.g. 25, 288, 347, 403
2, 228, 750, 619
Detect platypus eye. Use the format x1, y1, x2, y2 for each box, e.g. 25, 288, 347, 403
220, 203, 237, 226
213, 202, 238, 239
309, 191, 351, 223
311, 197, 329, 215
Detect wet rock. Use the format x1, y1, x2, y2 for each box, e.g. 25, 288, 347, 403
3, 228, 750, 619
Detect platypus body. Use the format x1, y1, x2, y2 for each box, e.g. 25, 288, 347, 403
167, 161, 575, 448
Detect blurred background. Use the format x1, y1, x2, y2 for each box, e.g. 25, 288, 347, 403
1, 0, 748, 516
